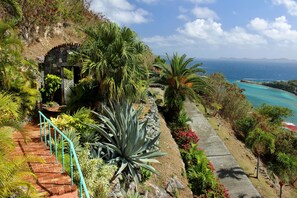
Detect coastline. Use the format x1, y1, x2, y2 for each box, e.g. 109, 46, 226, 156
240, 79, 297, 96
239, 79, 297, 126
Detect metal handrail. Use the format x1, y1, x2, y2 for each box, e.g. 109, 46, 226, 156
38, 111, 90, 198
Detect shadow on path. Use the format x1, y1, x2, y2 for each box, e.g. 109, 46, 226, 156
217, 167, 246, 180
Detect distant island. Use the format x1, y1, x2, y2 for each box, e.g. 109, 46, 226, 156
240, 79, 297, 96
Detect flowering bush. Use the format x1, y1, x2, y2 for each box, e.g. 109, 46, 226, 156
173, 129, 199, 150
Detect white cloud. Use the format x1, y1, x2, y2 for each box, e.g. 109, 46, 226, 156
248, 17, 268, 31
273, 0, 297, 16
177, 14, 190, 21
137, 0, 158, 4
249, 16, 297, 44
225, 27, 266, 45
190, 0, 216, 4
88, 0, 150, 24
177, 19, 265, 45
177, 19, 223, 43
191, 7, 219, 19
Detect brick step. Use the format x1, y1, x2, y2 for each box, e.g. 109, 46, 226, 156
12, 123, 78, 198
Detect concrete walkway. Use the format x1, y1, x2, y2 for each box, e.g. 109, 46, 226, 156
184, 101, 261, 198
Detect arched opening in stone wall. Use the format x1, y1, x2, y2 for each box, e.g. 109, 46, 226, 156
39, 43, 81, 105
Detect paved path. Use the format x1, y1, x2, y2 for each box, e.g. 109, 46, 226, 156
184, 101, 261, 198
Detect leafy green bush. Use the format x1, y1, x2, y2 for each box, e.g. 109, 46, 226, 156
51, 107, 99, 144
40, 74, 61, 102
63, 68, 74, 80
269, 152, 297, 185
181, 144, 229, 197
256, 104, 293, 125
234, 116, 257, 139
66, 77, 100, 112
89, 102, 165, 184
75, 145, 117, 198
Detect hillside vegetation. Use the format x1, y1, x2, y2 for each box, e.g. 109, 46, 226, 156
0, 0, 105, 43
263, 80, 297, 95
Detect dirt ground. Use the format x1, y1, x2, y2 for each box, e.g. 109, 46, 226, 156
198, 104, 297, 198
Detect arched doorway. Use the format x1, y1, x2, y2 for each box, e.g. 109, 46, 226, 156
39, 43, 81, 104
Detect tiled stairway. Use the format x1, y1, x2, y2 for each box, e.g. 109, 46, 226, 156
13, 123, 78, 198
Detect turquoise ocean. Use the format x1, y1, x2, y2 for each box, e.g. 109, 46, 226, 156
199, 59, 297, 125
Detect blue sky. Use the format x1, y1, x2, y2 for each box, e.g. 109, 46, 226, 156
89, 0, 297, 59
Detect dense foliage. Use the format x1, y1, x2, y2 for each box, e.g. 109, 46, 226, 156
181, 144, 230, 197
0, 21, 39, 118
0, 92, 39, 197
70, 22, 150, 102
0, 0, 104, 42
203, 73, 252, 125
40, 74, 61, 103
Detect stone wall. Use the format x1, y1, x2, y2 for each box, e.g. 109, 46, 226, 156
143, 97, 160, 148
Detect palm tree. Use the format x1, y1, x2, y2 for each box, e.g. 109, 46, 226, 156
71, 22, 149, 102
155, 53, 209, 121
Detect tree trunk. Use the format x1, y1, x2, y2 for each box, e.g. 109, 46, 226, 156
279, 181, 284, 198
256, 155, 260, 179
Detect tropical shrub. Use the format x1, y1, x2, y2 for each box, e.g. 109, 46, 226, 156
51, 107, 99, 144
269, 152, 297, 185
66, 77, 100, 112
63, 68, 74, 80
181, 144, 229, 197
173, 129, 199, 151
256, 104, 293, 125
234, 116, 257, 139
40, 74, 61, 102
0, 21, 39, 117
0, 92, 38, 197
89, 102, 165, 184
203, 73, 252, 125
75, 145, 117, 198
274, 130, 297, 156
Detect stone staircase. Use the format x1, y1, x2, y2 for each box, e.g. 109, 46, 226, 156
13, 123, 78, 198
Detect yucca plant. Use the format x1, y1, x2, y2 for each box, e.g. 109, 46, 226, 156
89, 102, 165, 183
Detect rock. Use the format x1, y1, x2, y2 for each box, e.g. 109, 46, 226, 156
149, 184, 170, 198
165, 176, 185, 196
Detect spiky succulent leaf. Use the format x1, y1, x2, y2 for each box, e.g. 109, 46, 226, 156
90, 102, 166, 183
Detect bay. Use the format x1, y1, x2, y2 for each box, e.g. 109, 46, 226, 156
199, 59, 297, 124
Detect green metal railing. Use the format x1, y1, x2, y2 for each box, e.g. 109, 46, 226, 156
38, 111, 90, 198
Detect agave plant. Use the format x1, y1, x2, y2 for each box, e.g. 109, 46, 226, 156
89, 102, 165, 183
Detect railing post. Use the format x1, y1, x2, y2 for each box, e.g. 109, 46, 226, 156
62, 137, 65, 172
39, 113, 42, 142
70, 149, 73, 185
54, 129, 58, 163
44, 120, 47, 145
80, 181, 82, 198
48, 121, 52, 154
